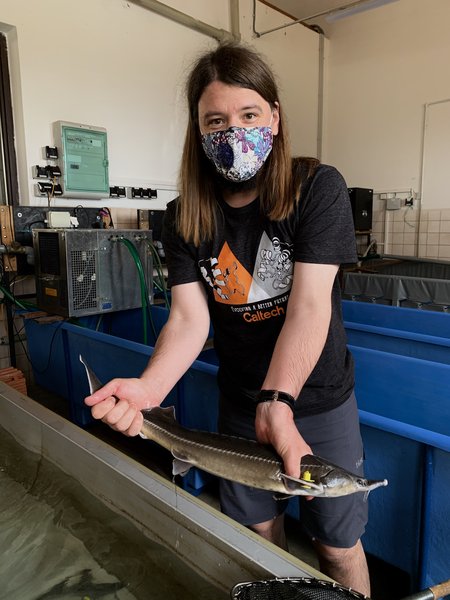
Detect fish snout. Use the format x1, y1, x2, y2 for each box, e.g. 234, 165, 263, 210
363, 478, 389, 491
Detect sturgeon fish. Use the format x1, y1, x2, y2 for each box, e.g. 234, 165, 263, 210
81, 355, 388, 498
36, 568, 124, 599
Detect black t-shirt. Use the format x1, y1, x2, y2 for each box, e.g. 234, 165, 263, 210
162, 163, 358, 416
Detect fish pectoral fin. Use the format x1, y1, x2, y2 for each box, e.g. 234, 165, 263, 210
281, 473, 323, 492
172, 458, 192, 477
171, 450, 193, 477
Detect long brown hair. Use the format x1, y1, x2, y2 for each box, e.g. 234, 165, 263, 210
178, 42, 318, 245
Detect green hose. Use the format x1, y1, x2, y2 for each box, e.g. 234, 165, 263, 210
144, 239, 171, 310
0, 284, 33, 311
118, 237, 148, 344
131, 240, 157, 338
118, 237, 157, 344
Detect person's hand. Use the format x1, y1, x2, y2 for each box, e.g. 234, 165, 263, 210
84, 378, 156, 436
255, 400, 312, 480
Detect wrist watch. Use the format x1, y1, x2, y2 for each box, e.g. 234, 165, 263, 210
256, 389, 296, 413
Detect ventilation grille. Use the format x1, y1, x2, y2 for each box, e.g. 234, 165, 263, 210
70, 249, 97, 311
38, 232, 60, 275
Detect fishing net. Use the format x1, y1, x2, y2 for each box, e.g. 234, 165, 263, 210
230, 577, 369, 600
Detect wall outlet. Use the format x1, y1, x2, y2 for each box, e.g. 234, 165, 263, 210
386, 197, 402, 210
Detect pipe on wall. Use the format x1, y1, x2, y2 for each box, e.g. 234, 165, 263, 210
229, 0, 240, 40
128, 0, 239, 42
317, 33, 324, 161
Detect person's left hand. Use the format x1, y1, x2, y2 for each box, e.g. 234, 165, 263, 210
255, 401, 312, 480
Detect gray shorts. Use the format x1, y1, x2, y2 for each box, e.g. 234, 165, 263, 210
218, 392, 368, 548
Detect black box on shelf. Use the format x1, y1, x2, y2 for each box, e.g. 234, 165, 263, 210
348, 187, 373, 231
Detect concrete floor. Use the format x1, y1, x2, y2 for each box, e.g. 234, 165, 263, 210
28, 382, 411, 600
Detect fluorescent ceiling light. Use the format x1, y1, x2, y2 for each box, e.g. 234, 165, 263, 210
325, 0, 399, 22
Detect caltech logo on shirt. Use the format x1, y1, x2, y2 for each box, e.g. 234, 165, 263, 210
242, 304, 285, 322
199, 234, 293, 323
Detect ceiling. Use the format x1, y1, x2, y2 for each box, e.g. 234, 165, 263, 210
261, 0, 398, 27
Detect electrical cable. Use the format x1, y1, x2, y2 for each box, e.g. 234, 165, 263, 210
27, 220, 47, 231
135, 241, 163, 337
95, 314, 104, 332
144, 239, 171, 310
0, 274, 58, 377
403, 206, 416, 229
150, 244, 168, 296
13, 315, 65, 375
8, 275, 30, 290
74, 205, 91, 228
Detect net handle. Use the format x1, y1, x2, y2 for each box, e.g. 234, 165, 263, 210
402, 579, 450, 600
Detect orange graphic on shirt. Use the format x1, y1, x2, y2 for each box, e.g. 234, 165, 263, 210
199, 242, 253, 305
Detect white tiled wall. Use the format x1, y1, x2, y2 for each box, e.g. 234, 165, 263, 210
419, 209, 450, 260
368, 194, 450, 261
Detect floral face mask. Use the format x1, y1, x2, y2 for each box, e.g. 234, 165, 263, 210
201, 126, 273, 182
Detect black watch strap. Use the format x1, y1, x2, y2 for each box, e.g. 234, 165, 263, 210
256, 389, 296, 413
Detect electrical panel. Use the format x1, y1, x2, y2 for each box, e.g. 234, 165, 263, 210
53, 121, 109, 199
32, 229, 152, 317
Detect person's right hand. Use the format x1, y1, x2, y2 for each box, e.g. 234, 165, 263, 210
84, 377, 157, 436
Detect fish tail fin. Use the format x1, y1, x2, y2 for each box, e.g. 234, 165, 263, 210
79, 355, 104, 394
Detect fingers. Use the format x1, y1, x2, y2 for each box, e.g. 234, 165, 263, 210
103, 399, 143, 434
83, 376, 149, 437
126, 411, 144, 437
90, 395, 143, 436
84, 380, 120, 406
90, 396, 117, 420
283, 451, 302, 479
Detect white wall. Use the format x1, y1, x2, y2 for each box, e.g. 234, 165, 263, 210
322, 0, 450, 208
0, 0, 320, 210
241, 0, 320, 159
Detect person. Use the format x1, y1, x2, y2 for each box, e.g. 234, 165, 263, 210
85, 42, 370, 595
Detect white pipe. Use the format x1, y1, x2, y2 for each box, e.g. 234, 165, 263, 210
418, 98, 450, 259
317, 33, 325, 160
229, 0, 241, 40
252, 1, 336, 37
128, 0, 237, 42
252, 0, 393, 37
383, 207, 390, 255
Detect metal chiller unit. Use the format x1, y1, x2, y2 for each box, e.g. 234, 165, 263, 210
32, 229, 153, 317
